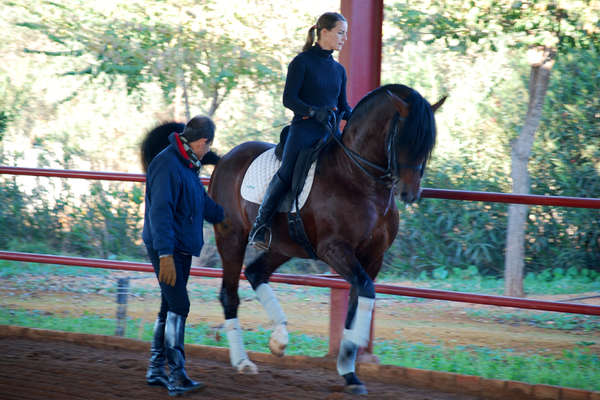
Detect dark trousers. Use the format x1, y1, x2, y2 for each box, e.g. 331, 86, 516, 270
146, 245, 192, 318
278, 119, 328, 185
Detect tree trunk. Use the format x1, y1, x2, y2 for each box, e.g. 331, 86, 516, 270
504, 48, 554, 297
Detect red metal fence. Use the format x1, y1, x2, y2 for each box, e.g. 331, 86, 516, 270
2, 166, 599, 208
1, 166, 599, 353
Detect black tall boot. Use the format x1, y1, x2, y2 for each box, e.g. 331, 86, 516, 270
146, 316, 169, 388
165, 311, 205, 396
248, 173, 289, 250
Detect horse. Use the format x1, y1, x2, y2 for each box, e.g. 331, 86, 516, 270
209, 84, 446, 394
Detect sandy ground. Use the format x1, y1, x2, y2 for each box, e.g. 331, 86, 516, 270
0, 335, 481, 400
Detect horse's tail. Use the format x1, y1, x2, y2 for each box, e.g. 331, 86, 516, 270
140, 121, 221, 173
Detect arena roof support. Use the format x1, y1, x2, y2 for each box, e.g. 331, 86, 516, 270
330, 0, 384, 358
339, 0, 383, 106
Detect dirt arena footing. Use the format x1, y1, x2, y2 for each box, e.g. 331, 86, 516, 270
1, 325, 597, 400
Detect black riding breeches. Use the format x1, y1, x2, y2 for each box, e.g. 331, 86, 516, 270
146, 245, 192, 318
277, 119, 328, 185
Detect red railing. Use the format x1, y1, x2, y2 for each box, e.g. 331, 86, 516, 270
1, 165, 599, 354
1, 250, 598, 316
2, 166, 599, 208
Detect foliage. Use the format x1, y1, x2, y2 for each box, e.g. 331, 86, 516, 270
0, 172, 146, 260
386, 0, 600, 53
381, 1, 600, 277
0, 0, 597, 277
9, 0, 282, 117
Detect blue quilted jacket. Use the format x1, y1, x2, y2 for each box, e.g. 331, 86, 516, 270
142, 133, 224, 256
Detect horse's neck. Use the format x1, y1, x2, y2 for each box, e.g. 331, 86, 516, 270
343, 104, 393, 164
330, 103, 393, 180
320, 103, 394, 193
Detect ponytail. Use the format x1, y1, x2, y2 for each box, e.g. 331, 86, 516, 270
301, 13, 346, 53
302, 25, 317, 52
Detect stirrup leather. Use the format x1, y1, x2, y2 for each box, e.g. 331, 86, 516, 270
249, 225, 272, 250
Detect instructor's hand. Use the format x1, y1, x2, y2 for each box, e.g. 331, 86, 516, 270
159, 255, 176, 287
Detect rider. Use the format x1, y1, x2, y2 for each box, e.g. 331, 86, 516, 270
248, 11, 353, 250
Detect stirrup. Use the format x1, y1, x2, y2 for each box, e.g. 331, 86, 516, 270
249, 225, 272, 251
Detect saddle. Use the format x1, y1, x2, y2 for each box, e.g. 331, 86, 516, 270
274, 125, 289, 160
244, 125, 330, 258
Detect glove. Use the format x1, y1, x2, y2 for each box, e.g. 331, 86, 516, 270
339, 109, 352, 121
311, 107, 336, 132
158, 255, 176, 287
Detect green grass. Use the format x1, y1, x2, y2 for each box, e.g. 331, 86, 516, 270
1, 308, 598, 392
375, 340, 600, 391
465, 309, 600, 332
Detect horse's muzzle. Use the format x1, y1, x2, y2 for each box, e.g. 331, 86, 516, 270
400, 187, 422, 204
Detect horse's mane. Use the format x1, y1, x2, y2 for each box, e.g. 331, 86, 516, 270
344, 84, 437, 165
140, 122, 185, 173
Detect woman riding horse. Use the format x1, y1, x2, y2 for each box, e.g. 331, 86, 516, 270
210, 83, 445, 394
248, 12, 353, 250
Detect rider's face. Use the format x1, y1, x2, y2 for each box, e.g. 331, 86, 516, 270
319, 21, 348, 51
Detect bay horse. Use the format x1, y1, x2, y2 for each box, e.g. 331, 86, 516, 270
209, 84, 446, 394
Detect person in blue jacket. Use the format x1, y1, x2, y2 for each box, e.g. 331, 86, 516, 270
142, 115, 224, 396
248, 12, 352, 250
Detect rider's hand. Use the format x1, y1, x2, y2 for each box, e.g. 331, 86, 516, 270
158, 255, 176, 287
310, 107, 336, 132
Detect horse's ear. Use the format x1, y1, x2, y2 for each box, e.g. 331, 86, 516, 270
386, 90, 409, 117
431, 96, 447, 113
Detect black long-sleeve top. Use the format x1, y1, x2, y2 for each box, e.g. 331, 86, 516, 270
283, 44, 352, 124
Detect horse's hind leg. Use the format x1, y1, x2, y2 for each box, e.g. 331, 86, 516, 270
215, 222, 257, 374
244, 251, 290, 357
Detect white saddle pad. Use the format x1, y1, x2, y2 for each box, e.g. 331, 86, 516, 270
240, 148, 316, 213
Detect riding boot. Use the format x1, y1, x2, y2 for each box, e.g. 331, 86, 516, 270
165, 311, 205, 396
248, 173, 289, 250
146, 316, 169, 388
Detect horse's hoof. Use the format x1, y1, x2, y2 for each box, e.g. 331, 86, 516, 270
269, 324, 288, 357
343, 384, 368, 395
236, 358, 258, 375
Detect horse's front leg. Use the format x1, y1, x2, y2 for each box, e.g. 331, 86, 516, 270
320, 240, 375, 395
219, 279, 258, 375
216, 222, 258, 375
244, 251, 290, 357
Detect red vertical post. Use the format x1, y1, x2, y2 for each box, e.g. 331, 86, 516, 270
339, 0, 383, 105
328, 0, 383, 358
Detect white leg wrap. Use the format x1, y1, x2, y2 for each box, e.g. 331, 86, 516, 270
345, 296, 375, 348
337, 330, 358, 376
255, 283, 287, 326
224, 318, 248, 367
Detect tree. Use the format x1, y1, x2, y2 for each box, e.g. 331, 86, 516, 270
10, 0, 281, 120
387, 0, 599, 296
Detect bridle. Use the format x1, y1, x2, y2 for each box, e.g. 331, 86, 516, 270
332, 113, 425, 187
331, 112, 425, 214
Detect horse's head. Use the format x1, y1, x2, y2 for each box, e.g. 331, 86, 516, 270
344, 85, 446, 204
385, 88, 446, 203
